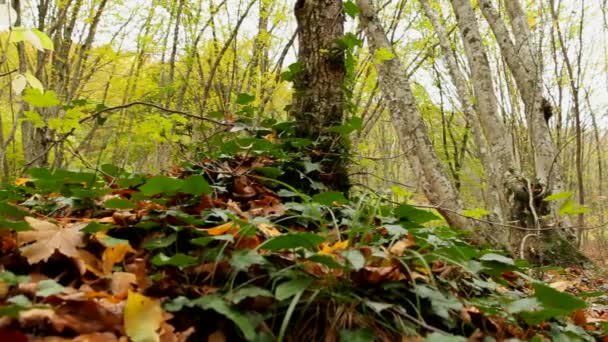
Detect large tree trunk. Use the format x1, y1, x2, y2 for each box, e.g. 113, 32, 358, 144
356, 0, 470, 231
476, 0, 584, 264
291, 0, 350, 193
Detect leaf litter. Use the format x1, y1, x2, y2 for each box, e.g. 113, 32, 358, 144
0, 154, 606, 341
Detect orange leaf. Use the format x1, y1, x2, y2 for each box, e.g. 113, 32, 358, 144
319, 240, 348, 255
14, 178, 31, 186
206, 222, 238, 236
257, 223, 281, 237
102, 243, 136, 274
572, 309, 587, 327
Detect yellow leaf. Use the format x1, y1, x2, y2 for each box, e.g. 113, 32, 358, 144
102, 242, 136, 274
263, 132, 277, 143
14, 178, 31, 186
206, 222, 238, 236
18, 217, 86, 264
319, 240, 349, 255
257, 223, 281, 237
124, 290, 162, 342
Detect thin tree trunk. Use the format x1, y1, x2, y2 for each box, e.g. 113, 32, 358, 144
420, 0, 506, 226
356, 0, 470, 230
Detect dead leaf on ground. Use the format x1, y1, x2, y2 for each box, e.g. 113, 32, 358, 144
18, 217, 86, 264
249, 196, 285, 217
111, 272, 137, 297
549, 280, 574, 292
102, 242, 137, 274
389, 235, 415, 256
257, 223, 281, 237
124, 290, 163, 342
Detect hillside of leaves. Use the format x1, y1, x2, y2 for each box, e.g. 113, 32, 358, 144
0, 119, 607, 341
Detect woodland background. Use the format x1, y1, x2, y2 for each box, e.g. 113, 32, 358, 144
1, 0, 608, 341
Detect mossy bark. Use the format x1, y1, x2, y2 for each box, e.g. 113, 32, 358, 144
291, 0, 350, 194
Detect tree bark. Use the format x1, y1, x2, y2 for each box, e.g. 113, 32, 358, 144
356, 0, 470, 230
292, 0, 350, 193
420, 0, 507, 226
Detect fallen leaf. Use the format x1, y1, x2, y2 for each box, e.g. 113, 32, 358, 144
549, 280, 573, 292
124, 290, 163, 342
319, 240, 349, 255
75, 250, 104, 276
233, 176, 256, 199
206, 222, 238, 236
389, 236, 415, 256
257, 223, 281, 237
102, 242, 137, 274
110, 272, 137, 296
572, 309, 587, 327
18, 217, 86, 264
14, 178, 31, 186
249, 196, 285, 217
207, 330, 227, 342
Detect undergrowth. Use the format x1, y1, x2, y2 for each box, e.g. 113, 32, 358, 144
0, 118, 606, 341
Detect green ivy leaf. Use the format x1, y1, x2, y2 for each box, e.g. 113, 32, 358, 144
480, 253, 515, 265
226, 286, 274, 304
0, 272, 30, 286
344, 0, 360, 18
275, 278, 313, 301
104, 198, 136, 209
100, 236, 130, 247
312, 191, 348, 206
150, 253, 198, 268
259, 233, 325, 251
341, 249, 365, 270
143, 234, 177, 250
36, 279, 66, 297
181, 175, 212, 195
230, 249, 266, 271
139, 176, 184, 196
394, 204, 440, 224
81, 222, 113, 233
414, 285, 463, 319
193, 295, 257, 340
255, 167, 284, 178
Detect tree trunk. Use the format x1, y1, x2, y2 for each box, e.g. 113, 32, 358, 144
356, 0, 470, 231
291, 0, 350, 193
420, 0, 507, 228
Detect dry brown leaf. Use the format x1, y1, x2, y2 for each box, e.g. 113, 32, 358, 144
389, 236, 415, 257
111, 272, 137, 296
28, 333, 121, 342
249, 196, 285, 217
18, 217, 86, 264
75, 250, 104, 276
549, 280, 574, 292
206, 330, 227, 342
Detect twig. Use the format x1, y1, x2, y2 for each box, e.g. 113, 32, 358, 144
81, 101, 230, 126
0, 69, 17, 77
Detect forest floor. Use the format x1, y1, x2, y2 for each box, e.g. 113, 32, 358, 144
0, 154, 607, 341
